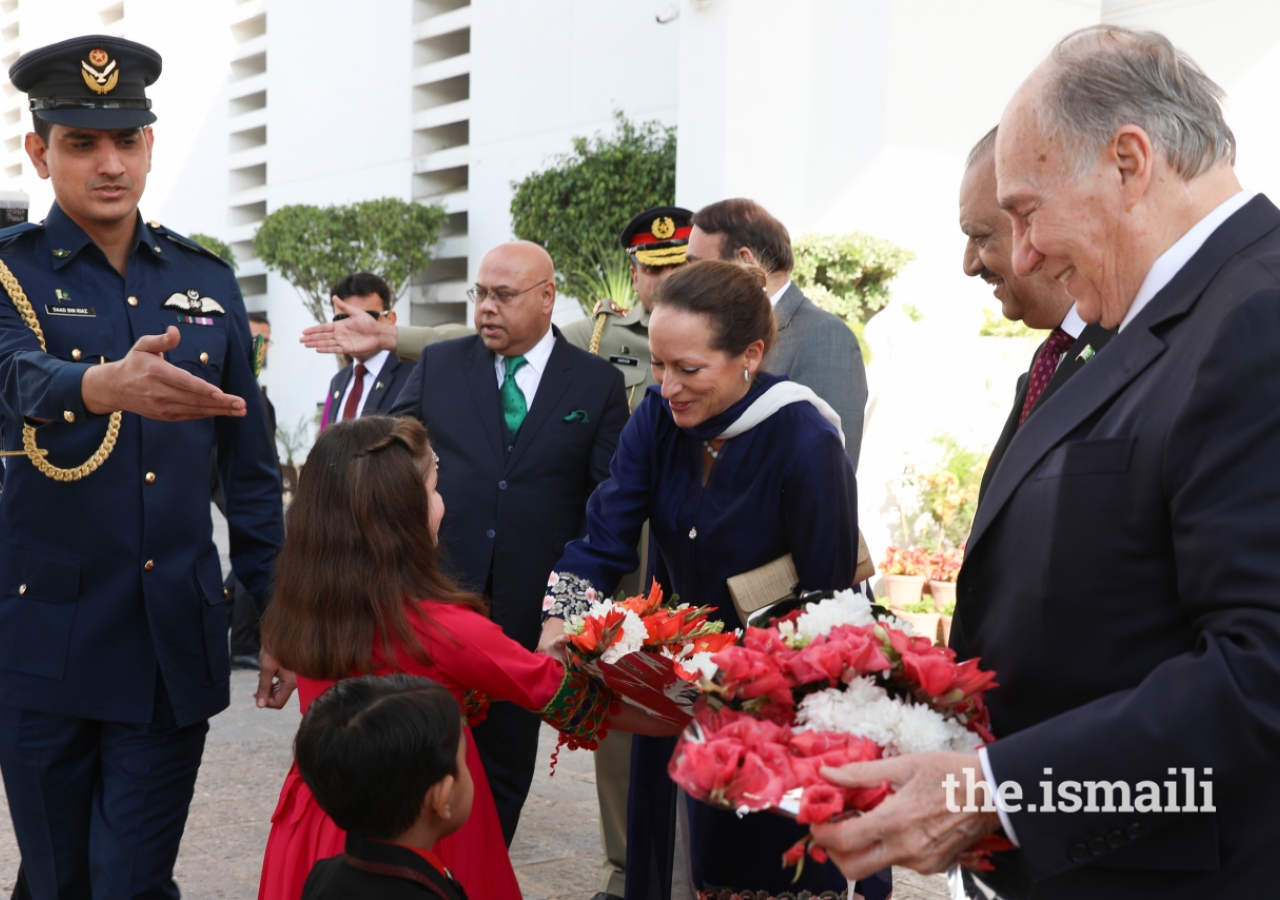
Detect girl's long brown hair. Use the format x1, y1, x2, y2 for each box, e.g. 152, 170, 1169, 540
261, 415, 485, 680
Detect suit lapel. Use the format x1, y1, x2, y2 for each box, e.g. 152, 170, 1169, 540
1029, 323, 1115, 417
463, 337, 507, 469
978, 368, 1031, 502
506, 328, 574, 471
360, 354, 399, 415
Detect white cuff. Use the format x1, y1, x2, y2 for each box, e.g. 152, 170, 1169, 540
979, 745, 1020, 847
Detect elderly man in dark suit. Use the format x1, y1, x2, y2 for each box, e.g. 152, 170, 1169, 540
391, 241, 628, 845
812, 25, 1280, 899
687, 199, 868, 469
959, 126, 1114, 500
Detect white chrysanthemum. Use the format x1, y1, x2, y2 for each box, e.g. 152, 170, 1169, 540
794, 677, 977, 756
585, 598, 618, 619
680, 651, 719, 681
600, 609, 647, 664
794, 589, 878, 640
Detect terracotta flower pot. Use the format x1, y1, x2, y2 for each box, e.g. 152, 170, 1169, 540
896, 611, 942, 645
929, 580, 957, 612
939, 614, 953, 647
883, 574, 927, 609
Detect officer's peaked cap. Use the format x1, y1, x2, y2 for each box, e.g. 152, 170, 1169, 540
620, 206, 693, 268
10, 35, 161, 130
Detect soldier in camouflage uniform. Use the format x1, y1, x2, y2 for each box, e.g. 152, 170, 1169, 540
560, 206, 690, 900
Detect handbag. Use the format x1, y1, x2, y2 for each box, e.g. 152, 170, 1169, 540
726, 531, 876, 624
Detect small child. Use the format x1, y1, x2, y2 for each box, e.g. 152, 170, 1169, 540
295, 674, 473, 900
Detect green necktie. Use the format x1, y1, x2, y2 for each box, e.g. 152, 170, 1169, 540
500, 355, 529, 434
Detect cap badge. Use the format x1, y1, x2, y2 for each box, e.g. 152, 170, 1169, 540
81, 50, 119, 95
163, 288, 226, 315
651, 217, 676, 240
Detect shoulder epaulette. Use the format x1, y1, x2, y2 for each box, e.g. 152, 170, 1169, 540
592, 299, 627, 317
0, 221, 42, 248
152, 223, 234, 269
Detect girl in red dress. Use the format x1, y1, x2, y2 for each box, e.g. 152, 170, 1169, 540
257, 416, 673, 900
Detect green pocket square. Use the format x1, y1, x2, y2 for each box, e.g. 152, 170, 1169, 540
563, 410, 590, 424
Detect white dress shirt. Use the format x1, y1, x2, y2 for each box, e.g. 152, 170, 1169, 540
1119, 190, 1254, 331
768, 279, 793, 308
1048, 305, 1087, 374
336, 348, 390, 421
493, 326, 556, 407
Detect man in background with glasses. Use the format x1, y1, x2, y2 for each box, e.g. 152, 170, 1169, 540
319, 272, 416, 430
391, 241, 628, 845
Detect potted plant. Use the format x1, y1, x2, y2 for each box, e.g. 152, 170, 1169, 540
880, 545, 930, 609
928, 547, 963, 613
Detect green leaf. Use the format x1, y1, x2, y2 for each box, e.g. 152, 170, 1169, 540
253, 198, 448, 324
510, 111, 675, 314
791, 232, 915, 330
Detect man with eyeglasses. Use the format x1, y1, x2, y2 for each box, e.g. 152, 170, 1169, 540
390, 241, 628, 845
319, 272, 416, 429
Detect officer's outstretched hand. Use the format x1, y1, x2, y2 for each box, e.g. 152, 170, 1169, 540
298, 295, 396, 357
255, 649, 297, 710
81, 326, 247, 420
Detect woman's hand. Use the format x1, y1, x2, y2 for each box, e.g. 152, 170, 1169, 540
537, 616, 569, 662
608, 702, 687, 737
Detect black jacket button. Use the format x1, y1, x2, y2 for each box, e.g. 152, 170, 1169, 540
498, 480, 507, 490
1108, 830, 1125, 849
1126, 823, 1141, 840
1069, 843, 1089, 862
1088, 837, 1107, 856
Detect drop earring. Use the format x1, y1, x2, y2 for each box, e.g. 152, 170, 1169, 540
743, 368, 750, 382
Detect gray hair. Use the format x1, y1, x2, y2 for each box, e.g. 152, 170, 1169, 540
1038, 25, 1235, 180
965, 126, 998, 173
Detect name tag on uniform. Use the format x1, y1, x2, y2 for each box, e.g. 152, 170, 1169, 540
44, 304, 96, 317
609, 355, 639, 367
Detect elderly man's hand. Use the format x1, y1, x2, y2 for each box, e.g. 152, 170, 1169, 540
809, 751, 1000, 880
299, 296, 397, 356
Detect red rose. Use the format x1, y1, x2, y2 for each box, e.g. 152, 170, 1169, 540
901, 650, 959, 698
784, 638, 847, 686
796, 782, 845, 824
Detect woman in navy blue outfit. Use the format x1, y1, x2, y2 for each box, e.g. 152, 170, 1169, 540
539, 261, 889, 900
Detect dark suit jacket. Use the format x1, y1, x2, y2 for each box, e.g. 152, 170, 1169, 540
301, 833, 467, 900
765, 283, 868, 469
978, 323, 1114, 501
953, 195, 1280, 898
391, 329, 628, 649
326, 352, 414, 426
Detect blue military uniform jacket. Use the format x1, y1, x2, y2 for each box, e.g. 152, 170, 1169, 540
0, 203, 283, 727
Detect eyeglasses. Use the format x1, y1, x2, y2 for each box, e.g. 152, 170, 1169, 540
333, 310, 388, 322
467, 280, 548, 305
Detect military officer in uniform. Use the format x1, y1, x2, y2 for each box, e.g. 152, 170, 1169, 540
560, 206, 692, 424
0, 36, 287, 899
556, 206, 690, 900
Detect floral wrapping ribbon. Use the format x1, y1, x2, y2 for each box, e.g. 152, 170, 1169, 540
461, 689, 489, 727
542, 570, 599, 620
539, 667, 619, 774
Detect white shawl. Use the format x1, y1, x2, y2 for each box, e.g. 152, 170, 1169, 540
714, 381, 845, 447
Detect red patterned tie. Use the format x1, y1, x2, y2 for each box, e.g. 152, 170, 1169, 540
341, 362, 367, 422
1018, 328, 1075, 427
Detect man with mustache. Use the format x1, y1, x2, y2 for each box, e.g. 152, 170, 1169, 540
959, 126, 1113, 499
812, 26, 1280, 898
0, 35, 285, 898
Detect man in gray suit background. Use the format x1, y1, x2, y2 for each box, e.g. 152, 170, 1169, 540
687, 198, 869, 469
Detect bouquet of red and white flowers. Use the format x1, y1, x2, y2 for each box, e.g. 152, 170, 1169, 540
563, 581, 740, 727
667, 588, 1007, 878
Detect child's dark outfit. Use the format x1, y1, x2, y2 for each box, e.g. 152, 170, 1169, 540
301, 833, 467, 900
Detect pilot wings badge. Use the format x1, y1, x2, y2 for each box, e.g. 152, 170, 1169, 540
81, 50, 120, 95
163, 288, 226, 315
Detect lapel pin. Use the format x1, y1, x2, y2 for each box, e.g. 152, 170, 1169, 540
1077, 344, 1095, 362
375, 381, 384, 391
